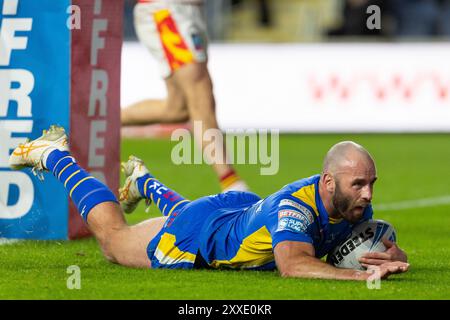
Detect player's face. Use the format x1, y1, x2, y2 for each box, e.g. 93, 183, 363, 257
332, 163, 377, 223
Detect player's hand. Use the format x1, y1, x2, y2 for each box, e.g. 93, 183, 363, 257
365, 261, 410, 280
359, 238, 408, 266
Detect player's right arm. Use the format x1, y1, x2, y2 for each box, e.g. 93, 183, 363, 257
274, 240, 409, 281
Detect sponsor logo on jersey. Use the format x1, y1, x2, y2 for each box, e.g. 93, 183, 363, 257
277, 209, 311, 233
279, 199, 314, 224
278, 209, 303, 219
277, 216, 308, 233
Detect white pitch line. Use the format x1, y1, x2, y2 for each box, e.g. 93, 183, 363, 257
375, 195, 450, 211
0, 238, 21, 245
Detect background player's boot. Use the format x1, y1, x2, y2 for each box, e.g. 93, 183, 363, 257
119, 155, 150, 214
9, 125, 69, 180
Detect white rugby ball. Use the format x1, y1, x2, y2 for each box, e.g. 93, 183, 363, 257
327, 219, 397, 270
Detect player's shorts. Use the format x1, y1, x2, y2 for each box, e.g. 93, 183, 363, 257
134, 1, 208, 78
147, 191, 262, 269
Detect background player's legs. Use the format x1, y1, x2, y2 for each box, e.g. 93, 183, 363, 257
128, 1, 248, 191
121, 77, 189, 126
173, 62, 247, 191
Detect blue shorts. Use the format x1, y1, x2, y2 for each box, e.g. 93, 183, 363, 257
146, 191, 262, 269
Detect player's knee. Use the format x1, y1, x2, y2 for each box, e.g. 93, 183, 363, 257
102, 249, 118, 264
164, 105, 190, 123
121, 107, 141, 125
165, 89, 189, 122
98, 238, 118, 264
96, 228, 124, 265
185, 85, 216, 116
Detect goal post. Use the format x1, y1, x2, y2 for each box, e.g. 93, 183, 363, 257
0, 0, 123, 239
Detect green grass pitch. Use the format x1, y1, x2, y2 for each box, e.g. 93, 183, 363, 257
1, 134, 449, 299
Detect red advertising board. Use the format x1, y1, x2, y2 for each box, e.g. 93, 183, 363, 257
69, 0, 123, 238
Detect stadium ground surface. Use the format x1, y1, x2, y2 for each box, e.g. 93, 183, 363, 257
1, 134, 449, 299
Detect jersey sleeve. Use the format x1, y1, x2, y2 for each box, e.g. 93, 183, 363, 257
268, 196, 317, 249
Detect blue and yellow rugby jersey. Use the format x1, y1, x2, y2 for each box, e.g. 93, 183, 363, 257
197, 174, 373, 270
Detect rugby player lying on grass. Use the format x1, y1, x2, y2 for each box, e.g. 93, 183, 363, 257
9, 125, 408, 281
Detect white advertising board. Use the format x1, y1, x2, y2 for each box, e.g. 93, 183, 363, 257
122, 42, 450, 132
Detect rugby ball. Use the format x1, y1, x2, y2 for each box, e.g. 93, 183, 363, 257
327, 220, 397, 270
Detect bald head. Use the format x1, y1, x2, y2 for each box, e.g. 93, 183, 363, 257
320, 141, 376, 223
322, 141, 375, 176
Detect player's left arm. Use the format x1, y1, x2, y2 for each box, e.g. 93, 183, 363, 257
358, 206, 408, 266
